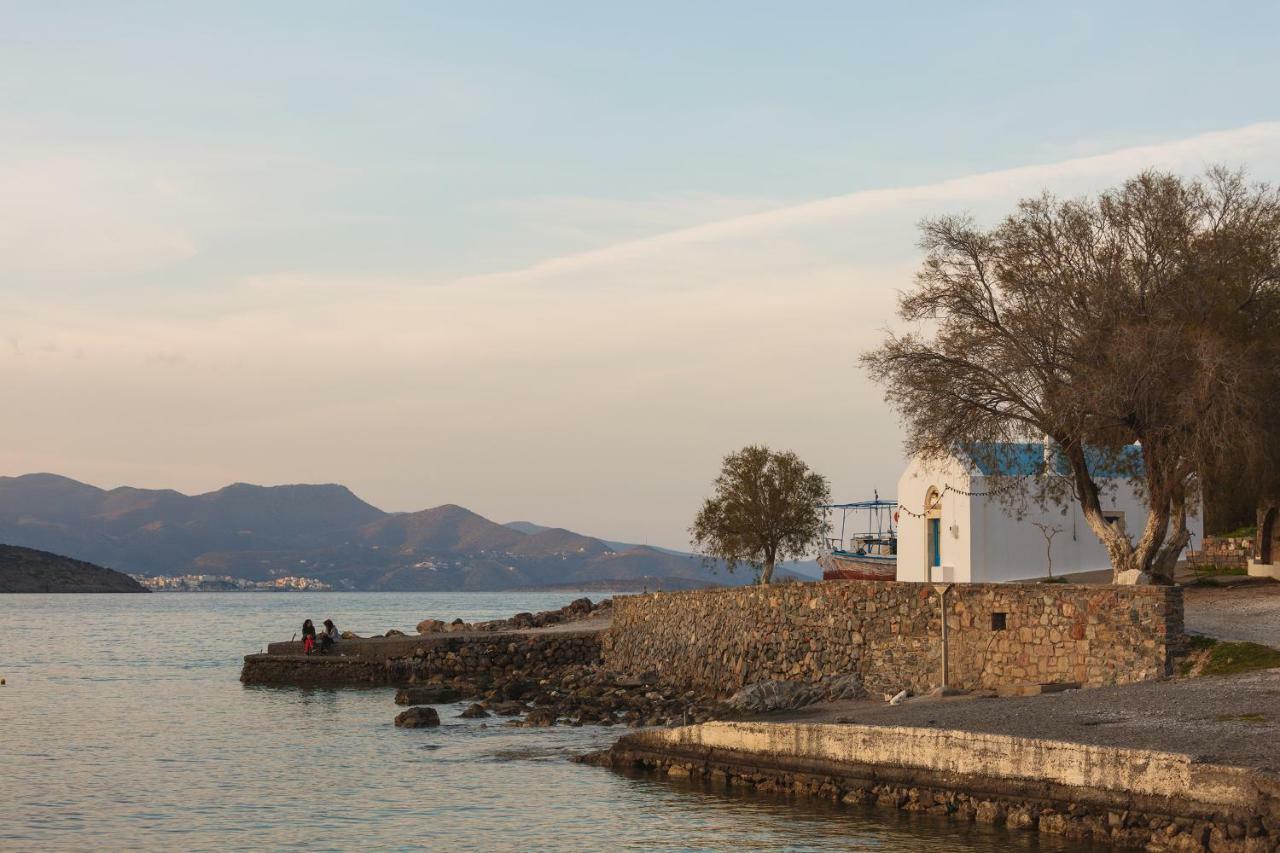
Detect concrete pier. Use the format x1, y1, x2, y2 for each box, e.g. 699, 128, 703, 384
589, 720, 1280, 850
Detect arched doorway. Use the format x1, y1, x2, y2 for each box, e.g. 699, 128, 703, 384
925, 487, 942, 580
1261, 506, 1279, 565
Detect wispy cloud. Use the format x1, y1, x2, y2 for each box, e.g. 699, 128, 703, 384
453, 122, 1280, 289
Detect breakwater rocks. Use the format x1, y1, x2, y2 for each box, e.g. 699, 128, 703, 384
582, 722, 1280, 852
455, 664, 728, 728
604, 581, 1182, 697
417, 597, 611, 635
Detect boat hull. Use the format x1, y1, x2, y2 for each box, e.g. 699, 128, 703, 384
818, 552, 896, 582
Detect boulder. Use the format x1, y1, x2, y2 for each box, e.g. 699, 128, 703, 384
1115, 569, 1152, 585
523, 707, 558, 727
726, 680, 823, 714
384, 629, 406, 637
491, 700, 526, 716
417, 619, 446, 634
459, 703, 490, 719
394, 706, 440, 728
395, 686, 459, 705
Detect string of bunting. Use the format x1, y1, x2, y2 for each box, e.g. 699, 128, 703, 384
889, 481, 1021, 519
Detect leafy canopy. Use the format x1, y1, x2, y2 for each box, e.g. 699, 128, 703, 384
863, 168, 1280, 582
691, 445, 830, 584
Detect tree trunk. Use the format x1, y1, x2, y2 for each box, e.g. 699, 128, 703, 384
1062, 440, 1142, 581
1150, 487, 1190, 584
760, 553, 776, 585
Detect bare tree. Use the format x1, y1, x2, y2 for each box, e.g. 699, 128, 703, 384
863, 169, 1280, 584
1032, 521, 1063, 579
691, 445, 830, 584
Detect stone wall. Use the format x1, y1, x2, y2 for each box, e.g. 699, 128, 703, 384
1187, 535, 1253, 568
603, 580, 1181, 697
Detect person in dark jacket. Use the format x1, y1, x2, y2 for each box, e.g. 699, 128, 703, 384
318, 618, 340, 654
301, 619, 317, 654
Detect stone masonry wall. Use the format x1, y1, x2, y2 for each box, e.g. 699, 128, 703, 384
603, 581, 1181, 698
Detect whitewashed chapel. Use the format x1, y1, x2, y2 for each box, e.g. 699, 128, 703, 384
894, 443, 1202, 583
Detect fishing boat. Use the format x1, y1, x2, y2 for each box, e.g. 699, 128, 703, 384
817, 497, 897, 581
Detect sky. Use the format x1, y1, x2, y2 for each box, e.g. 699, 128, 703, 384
3, 2, 1280, 549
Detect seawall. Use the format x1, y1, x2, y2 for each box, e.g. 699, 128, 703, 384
590, 721, 1280, 851
603, 580, 1182, 696
241, 630, 602, 687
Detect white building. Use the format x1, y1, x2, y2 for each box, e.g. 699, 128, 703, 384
895, 443, 1203, 583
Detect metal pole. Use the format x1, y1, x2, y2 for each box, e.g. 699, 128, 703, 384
934, 583, 953, 691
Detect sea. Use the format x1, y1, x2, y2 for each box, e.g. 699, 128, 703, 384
1, 592, 1099, 851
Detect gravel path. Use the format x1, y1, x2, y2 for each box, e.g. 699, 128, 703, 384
782, 668, 1280, 772
1184, 582, 1280, 647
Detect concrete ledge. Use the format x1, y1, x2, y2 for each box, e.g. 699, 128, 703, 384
590, 721, 1280, 849
1250, 561, 1280, 581
653, 721, 1260, 806
267, 628, 604, 661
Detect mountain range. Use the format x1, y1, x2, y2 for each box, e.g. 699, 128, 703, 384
0, 473, 812, 591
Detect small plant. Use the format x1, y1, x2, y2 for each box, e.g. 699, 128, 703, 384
1031, 521, 1063, 580
1201, 641, 1280, 676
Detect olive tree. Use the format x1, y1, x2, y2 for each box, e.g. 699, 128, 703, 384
863, 169, 1280, 584
691, 445, 830, 584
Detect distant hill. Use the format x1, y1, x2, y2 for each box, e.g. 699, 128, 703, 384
0, 473, 817, 591
503, 521, 822, 579
0, 544, 149, 593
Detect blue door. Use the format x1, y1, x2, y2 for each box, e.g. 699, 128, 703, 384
928, 518, 941, 568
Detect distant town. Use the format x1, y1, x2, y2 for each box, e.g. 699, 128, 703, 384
131, 574, 332, 592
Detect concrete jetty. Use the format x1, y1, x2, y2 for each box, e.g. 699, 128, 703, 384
241, 627, 605, 687
589, 719, 1280, 850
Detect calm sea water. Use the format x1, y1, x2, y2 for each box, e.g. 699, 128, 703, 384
1, 592, 1098, 851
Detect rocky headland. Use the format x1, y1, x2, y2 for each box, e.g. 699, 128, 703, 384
0, 544, 149, 593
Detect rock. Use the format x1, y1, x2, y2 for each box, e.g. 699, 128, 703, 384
725, 680, 823, 713
417, 619, 446, 634
385, 629, 406, 637
492, 701, 526, 716
394, 706, 440, 728
395, 686, 459, 705
822, 673, 866, 701
340, 631, 358, 639
459, 703, 490, 718
1115, 569, 1151, 585
523, 707, 558, 727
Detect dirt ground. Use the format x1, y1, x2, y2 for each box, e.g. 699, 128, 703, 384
1184, 581, 1280, 647
768, 667, 1280, 772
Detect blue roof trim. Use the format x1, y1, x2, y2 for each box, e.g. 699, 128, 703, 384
965, 442, 1143, 479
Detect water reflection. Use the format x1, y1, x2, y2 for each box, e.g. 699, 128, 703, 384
2, 593, 1100, 850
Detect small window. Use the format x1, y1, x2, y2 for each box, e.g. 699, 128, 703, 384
991, 612, 1007, 631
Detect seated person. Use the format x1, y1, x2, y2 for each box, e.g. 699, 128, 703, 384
301, 619, 317, 654
318, 618, 340, 654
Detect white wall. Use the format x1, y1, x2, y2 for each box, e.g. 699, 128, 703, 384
896, 453, 1205, 583
896, 455, 974, 583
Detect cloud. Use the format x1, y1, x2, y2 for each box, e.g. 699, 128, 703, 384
452, 122, 1280, 289
4, 121, 1280, 547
